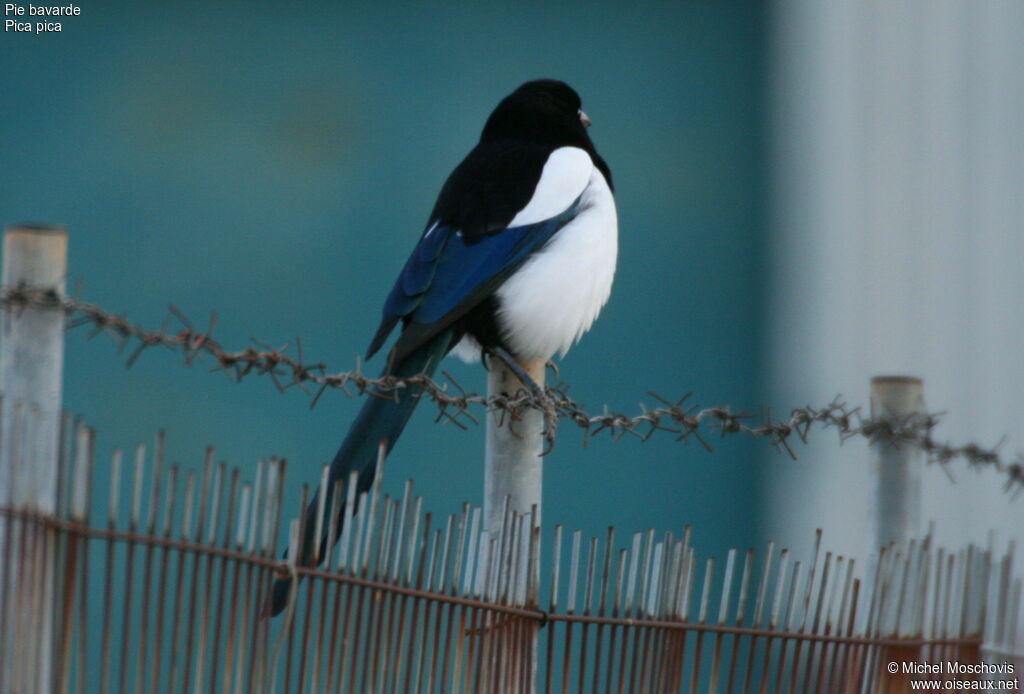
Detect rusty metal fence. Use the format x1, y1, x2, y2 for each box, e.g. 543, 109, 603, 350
1, 416, 1020, 693
1, 225, 1022, 693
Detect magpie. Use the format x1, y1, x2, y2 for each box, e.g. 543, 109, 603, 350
268, 79, 617, 616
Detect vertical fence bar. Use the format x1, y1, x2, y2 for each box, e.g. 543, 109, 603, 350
0, 224, 67, 694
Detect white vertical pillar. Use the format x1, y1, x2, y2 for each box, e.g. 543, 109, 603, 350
0, 224, 67, 694
769, 0, 1024, 567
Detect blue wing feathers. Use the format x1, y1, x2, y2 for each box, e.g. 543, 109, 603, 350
414, 225, 542, 323
370, 196, 582, 362
417, 226, 448, 261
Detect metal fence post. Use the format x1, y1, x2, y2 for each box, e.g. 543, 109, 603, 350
867, 376, 925, 693
0, 224, 68, 694
484, 356, 543, 689
484, 357, 544, 533
869, 375, 924, 552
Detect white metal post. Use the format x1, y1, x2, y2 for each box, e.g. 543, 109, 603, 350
869, 375, 924, 551
484, 356, 544, 540
0, 224, 67, 694
484, 355, 544, 690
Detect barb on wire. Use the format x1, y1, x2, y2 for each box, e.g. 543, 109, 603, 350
3, 284, 1023, 491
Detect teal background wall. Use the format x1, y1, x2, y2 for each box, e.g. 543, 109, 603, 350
2, 1, 766, 578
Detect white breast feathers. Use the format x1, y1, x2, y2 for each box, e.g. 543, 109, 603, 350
451, 146, 618, 363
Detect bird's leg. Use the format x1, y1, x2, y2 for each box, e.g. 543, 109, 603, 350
487, 346, 559, 453
488, 346, 547, 402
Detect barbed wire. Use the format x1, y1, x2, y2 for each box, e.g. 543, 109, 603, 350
3, 284, 1022, 492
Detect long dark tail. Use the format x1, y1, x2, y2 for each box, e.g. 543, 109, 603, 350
267, 328, 454, 616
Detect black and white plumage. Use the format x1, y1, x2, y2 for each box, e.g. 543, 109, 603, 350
269, 79, 617, 615
451, 145, 617, 362
368, 78, 617, 367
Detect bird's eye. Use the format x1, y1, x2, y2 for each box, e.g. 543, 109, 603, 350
578, 109, 592, 128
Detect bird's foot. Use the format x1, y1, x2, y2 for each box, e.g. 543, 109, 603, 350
489, 346, 547, 402
545, 359, 560, 380
488, 346, 559, 453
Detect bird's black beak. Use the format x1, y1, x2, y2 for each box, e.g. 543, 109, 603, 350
579, 110, 592, 128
